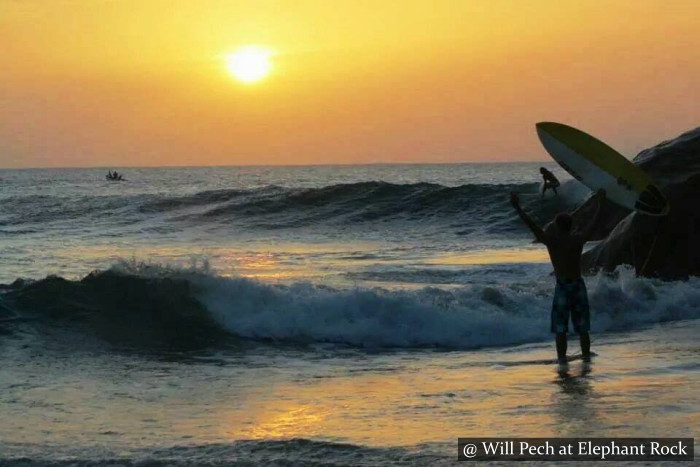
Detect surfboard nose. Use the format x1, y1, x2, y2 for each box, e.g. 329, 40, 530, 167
536, 122, 577, 136
535, 122, 556, 142
535, 122, 549, 133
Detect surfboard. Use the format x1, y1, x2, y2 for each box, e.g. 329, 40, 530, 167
536, 122, 669, 216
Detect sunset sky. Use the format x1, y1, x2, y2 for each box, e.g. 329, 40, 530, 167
1, 0, 698, 168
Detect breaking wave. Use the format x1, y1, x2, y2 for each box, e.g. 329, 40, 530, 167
0, 181, 587, 233
2, 262, 699, 350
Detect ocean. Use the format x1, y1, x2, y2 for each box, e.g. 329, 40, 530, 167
1, 164, 698, 465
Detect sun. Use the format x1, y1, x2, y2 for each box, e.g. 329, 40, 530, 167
225, 46, 273, 84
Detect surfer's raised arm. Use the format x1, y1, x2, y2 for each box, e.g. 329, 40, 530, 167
510, 192, 548, 244
579, 189, 606, 241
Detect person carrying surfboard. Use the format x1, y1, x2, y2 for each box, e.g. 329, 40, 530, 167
510, 189, 606, 364
539, 167, 560, 198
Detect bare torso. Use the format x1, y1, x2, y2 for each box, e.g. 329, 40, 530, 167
543, 233, 585, 281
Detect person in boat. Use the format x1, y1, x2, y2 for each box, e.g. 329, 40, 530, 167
510, 189, 606, 364
540, 167, 560, 198
106, 170, 123, 181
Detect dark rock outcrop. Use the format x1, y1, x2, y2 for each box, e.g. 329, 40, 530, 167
580, 127, 700, 279
571, 197, 631, 241
582, 174, 700, 279
634, 127, 700, 186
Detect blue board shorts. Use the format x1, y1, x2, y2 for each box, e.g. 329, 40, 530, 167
551, 278, 590, 334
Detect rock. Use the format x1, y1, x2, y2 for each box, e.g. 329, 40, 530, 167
634, 127, 700, 187
571, 196, 630, 241
582, 174, 700, 279
579, 127, 700, 279
572, 127, 700, 241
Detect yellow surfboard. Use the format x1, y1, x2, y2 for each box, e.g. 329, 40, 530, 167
536, 122, 669, 216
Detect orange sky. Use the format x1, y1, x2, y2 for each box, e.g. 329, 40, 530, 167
1, 0, 698, 168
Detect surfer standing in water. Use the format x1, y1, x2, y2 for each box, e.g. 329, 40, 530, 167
510, 189, 606, 364
540, 167, 560, 198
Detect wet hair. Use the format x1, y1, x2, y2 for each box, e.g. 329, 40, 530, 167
540, 167, 547, 173
555, 213, 573, 233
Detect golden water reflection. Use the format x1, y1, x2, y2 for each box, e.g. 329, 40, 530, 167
212, 359, 589, 446
47, 243, 550, 286
2, 324, 698, 451
425, 248, 549, 266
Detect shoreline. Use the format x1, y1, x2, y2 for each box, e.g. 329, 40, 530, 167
1, 319, 697, 465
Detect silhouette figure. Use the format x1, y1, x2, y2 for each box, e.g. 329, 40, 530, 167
106, 170, 125, 181
510, 189, 606, 363
540, 167, 560, 198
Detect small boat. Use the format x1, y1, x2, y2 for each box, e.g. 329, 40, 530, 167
106, 170, 126, 181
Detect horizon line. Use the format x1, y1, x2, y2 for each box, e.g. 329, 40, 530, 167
0, 160, 552, 170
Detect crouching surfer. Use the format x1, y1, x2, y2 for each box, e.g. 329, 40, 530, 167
540, 167, 560, 198
510, 189, 606, 364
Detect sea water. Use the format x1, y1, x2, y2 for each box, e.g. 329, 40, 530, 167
0, 164, 698, 465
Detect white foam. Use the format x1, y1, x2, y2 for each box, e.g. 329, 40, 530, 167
145, 264, 700, 349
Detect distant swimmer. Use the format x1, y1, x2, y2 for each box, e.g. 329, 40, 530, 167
539, 167, 560, 198
510, 188, 606, 364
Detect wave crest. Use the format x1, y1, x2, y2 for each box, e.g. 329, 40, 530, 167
1, 181, 585, 233
3, 263, 699, 350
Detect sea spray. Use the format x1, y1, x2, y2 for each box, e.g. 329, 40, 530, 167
3, 263, 699, 349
